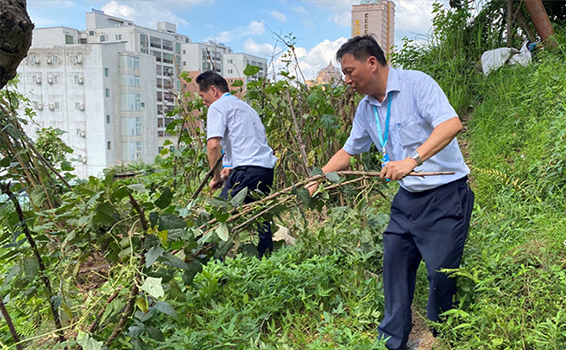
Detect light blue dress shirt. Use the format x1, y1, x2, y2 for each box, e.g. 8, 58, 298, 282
343, 67, 470, 192
207, 94, 277, 169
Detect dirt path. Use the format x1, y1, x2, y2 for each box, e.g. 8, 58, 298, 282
407, 310, 438, 350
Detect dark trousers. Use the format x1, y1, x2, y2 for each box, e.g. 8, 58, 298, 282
219, 166, 274, 257
378, 177, 474, 350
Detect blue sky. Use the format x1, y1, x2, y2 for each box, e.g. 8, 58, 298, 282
27, 0, 444, 78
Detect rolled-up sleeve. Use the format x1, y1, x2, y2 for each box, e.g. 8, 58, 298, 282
343, 108, 372, 155
206, 105, 226, 140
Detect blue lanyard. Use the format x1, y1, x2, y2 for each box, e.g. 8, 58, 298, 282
372, 92, 392, 154
223, 92, 231, 97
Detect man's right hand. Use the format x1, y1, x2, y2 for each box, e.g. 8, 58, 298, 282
209, 177, 223, 190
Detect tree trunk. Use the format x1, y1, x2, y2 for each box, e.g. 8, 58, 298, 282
506, 0, 514, 47
524, 0, 558, 50
0, 0, 34, 89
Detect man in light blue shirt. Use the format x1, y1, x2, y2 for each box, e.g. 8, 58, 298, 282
308, 35, 474, 349
197, 71, 277, 258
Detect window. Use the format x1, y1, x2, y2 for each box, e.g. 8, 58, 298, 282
122, 74, 141, 87
182, 61, 186, 66
128, 57, 140, 68
135, 142, 142, 159
182, 49, 186, 54
30, 55, 36, 63
365, 19, 368, 23
140, 33, 148, 54
53, 75, 58, 83
65, 35, 74, 45
228, 69, 233, 74
74, 75, 79, 82
227, 59, 233, 64
163, 39, 173, 51
135, 118, 142, 135
121, 93, 141, 111
163, 53, 174, 64
105, 88, 110, 97
150, 36, 161, 49
75, 102, 81, 109
106, 115, 110, 124
107, 141, 111, 150
105, 68, 109, 77
32, 75, 36, 82
116, 34, 122, 40
100, 35, 106, 42
89, 30, 95, 36
52, 55, 58, 63
156, 65, 162, 75
54, 102, 60, 109
79, 38, 87, 44
365, 13, 369, 18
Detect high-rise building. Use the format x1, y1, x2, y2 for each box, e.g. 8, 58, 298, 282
16, 10, 268, 178
17, 28, 159, 178
223, 53, 268, 86
180, 41, 234, 93
351, 0, 395, 56
16, 10, 191, 178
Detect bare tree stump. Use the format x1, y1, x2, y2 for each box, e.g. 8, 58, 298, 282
0, 0, 34, 89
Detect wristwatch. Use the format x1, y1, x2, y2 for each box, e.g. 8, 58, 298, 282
409, 150, 423, 166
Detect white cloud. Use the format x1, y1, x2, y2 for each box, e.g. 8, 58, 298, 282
393, 0, 435, 42
101, 1, 136, 20
209, 20, 265, 43
329, 11, 351, 27
270, 10, 287, 22
243, 38, 276, 56
273, 37, 348, 82
291, 5, 308, 14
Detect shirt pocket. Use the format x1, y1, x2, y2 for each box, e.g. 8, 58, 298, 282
397, 119, 426, 148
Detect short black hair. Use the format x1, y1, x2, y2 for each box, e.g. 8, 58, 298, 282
336, 35, 387, 66
195, 71, 229, 93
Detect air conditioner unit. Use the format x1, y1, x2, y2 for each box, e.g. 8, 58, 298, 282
77, 154, 87, 164
47, 77, 53, 84
79, 130, 85, 137
37, 103, 43, 110
36, 77, 42, 84
79, 104, 85, 111
78, 77, 84, 84
76, 58, 83, 64
48, 103, 55, 110
34, 59, 40, 64
47, 58, 52, 64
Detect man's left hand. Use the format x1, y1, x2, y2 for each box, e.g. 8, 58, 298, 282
380, 158, 418, 181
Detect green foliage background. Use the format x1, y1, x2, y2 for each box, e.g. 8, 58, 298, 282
1, 4, 566, 350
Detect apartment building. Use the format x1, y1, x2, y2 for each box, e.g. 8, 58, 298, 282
351, 0, 396, 56
223, 53, 268, 86
16, 10, 190, 177
16, 10, 269, 178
